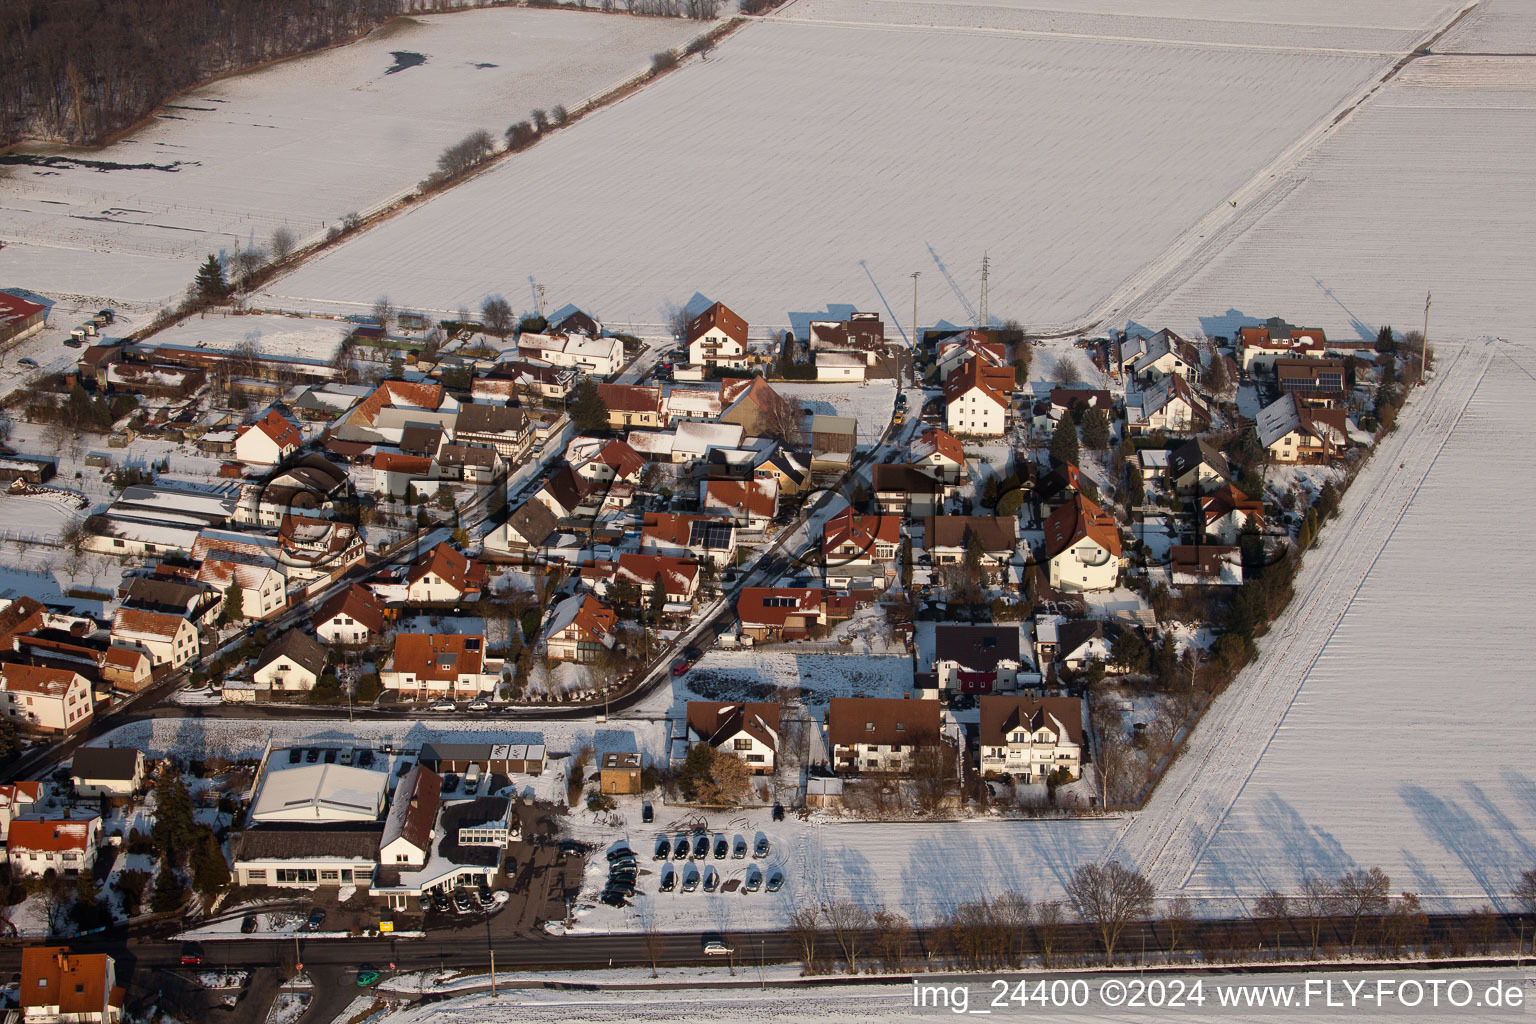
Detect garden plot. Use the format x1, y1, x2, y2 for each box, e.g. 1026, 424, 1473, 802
0, 8, 708, 306
678, 650, 914, 708
773, 380, 896, 446
1128, 54, 1536, 343
263, 18, 1395, 334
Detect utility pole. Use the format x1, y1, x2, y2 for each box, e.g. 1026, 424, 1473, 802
910, 272, 921, 353
1419, 291, 1430, 386
978, 252, 989, 333
490, 948, 496, 997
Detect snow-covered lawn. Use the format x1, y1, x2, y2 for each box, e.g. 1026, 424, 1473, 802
774, 381, 896, 446
0, 8, 711, 306
142, 311, 352, 362
258, 6, 1424, 332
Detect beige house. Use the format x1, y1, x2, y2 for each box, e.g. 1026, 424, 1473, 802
0, 665, 93, 734
252, 630, 329, 695
196, 549, 287, 620
827, 697, 942, 775
1043, 494, 1122, 592
111, 608, 199, 669
686, 301, 749, 370
978, 695, 1083, 782
685, 701, 780, 774
1256, 393, 1349, 463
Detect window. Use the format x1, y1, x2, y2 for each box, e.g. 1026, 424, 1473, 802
276, 868, 318, 883
734, 738, 752, 751
247, 870, 267, 882
320, 870, 339, 881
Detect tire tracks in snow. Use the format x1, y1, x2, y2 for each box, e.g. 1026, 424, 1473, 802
1105, 340, 1493, 895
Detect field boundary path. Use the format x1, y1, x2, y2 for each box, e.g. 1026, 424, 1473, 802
1106, 339, 1494, 896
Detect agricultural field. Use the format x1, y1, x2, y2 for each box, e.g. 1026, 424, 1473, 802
1128, 54, 1536, 342
0, 7, 709, 307
259, 1, 1457, 333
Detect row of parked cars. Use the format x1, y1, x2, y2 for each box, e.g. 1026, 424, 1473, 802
658, 863, 782, 894
654, 833, 770, 862
601, 846, 640, 907
419, 886, 506, 914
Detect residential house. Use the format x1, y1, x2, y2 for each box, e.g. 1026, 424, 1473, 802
671, 420, 744, 464
737, 587, 826, 642
437, 442, 502, 485
1122, 329, 1200, 384
1036, 462, 1089, 520
1048, 387, 1114, 424
378, 765, 441, 870
9, 816, 101, 878
1236, 319, 1327, 372
1200, 484, 1264, 544
534, 466, 592, 520
944, 359, 1012, 436
1125, 373, 1211, 435
933, 624, 1024, 694
119, 576, 214, 627
815, 351, 866, 381
109, 608, 198, 669
599, 752, 643, 794
551, 308, 603, 337
686, 301, 749, 370
543, 594, 618, 663
1169, 545, 1244, 587
479, 360, 574, 404
19, 946, 122, 1024
827, 697, 942, 774
640, 514, 737, 567
1275, 357, 1348, 408
1043, 493, 1122, 592
405, 542, 483, 604
663, 384, 724, 424
821, 508, 899, 592
99, 647, 152, 693
684, 701, 780, 774
923, 516, 1017, 581
452, 403, 529, 459
277, 514, 365, 582
909, 428, 966, 485
0, 665, 93, 734
233, 409, 302, 466
488, 499, 561, 556
978, 695, 1083, 782
573, 438, 646, 485
754, 448, 809, 497
1255, 393, 1349, 463
597, 384, 662, 430
344, 379, 454, 431
234, 454, 349, 527
873, 464, 942, 519
701, 477, 779, 531
0, 782, 41, 841
934, 333, 1008, 380
195, 549, 287, 620
71, 748, 144, 799
807, 312, 886, 364
252, 629, 329, 695
0, 597, 46, 649
312, 584, 387, 645
381, 633, 504, 697
371, 451, 438, 498
1054, 619, 1127, 673
583, 553, 700, 608
1168, 438, 1232, 495
718, 377, 797, 438
517, 332, 623, 376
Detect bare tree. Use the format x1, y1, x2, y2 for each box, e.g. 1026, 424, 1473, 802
1053, 354, 1085, 385
1330, 866, 1390, 954
662, 299, 689, 341
232, 245, 267, 289
1252, 889, 1289, 958
637, 901, 664, 978
871, 906, 911, 971
910, 742, 957, 817
270, 225, 296, 262
550, 105, 570, 126
1034, 899, 1065, 967
481, 296, 514, 338
1379, 891, 1425, 956
60, 516, 91, 579
1064, 861, 1156, 966
372, 296, 394, 332
1516, 866, 1536, 952
1298, 876, 1332, 958
759, 388, 805, 448
991, 890, 1032, 967
823, 900, 871, 973
1162, 894, 1194, 961
530, 109, 549, 133
787, 905, 822, 973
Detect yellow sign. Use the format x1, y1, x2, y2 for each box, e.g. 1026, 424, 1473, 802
380, 920, 394, 933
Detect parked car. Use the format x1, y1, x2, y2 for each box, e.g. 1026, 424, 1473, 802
641, 802, 654, 823
306, 908, 326, 932
692, 834, 708, 858
432, 890, 449, 911
178, 943, 204, 966
659, 869, 675, 892
305, 748, 320, 763
765, 871, 784, 893
703, 938, 733, 956
430, 700, 456, 712
600, 890, 628, 908
16, 357, 37, 368
673, 836, 690, 859
453, 889, 472, 913
607, 847, 636, 863
356, 965, 381, 987
713, 836, 728, 859
702, 869, 718, 893
417, 892, 431, 912
754, 836, 769, 858
477, 888, 496, 909
743, 869, 762, 893
681, 869, 699, 893
467, 700, 489, 712
240, 914, 258, 934
655, 838, 671, 860
732, 836, 747, 859
670, 658, 692, 678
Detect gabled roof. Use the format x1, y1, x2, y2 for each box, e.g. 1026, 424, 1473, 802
20, 946, 119, 1015
1138, 373, 1210, 423
0, 664, 85, 697
454, 402, 527, 437
943, 358, 1013, 408
352, 380, 445, 427
196, 548, 281, 592
71, 747, 142, 782
544, 594, 617, 647
407, 542, 475, 594
505, 499, 560, 547
823, 507, 899, 554
242, 410, 302, 450
391, 633, 488, 681
720, 376, 791, 419
910, 428, 964, 466
873, 463, 942, 496
980, 695, 1083, 747
737, 587, 822, 628
0, 596, 45, 647
592, 439, 646, 481
758, 448, 807, 486
9, 817, 96, 854
827, 697, 940, 748
1055, 618, 1124, 661
255, 629, 329, 678
613, 553, 698, 594
1200, 483, 1264, 528
371, 451, 435, 475
1169, 545, 1243, 584
686, 701, 780, 753
1168, 438, 1231, 482
313, 584, 387, 636
1042, 493, 1122, 559
924, 515, 1017, 553
703, 478, 778, 519
596, 383, 662, 414
935, 624, 1021, 671
685, 301, 748, 346
111, 606, 191, 642
380, 764, 441, 856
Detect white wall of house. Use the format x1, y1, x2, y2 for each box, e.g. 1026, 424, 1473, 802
1047, 541, 1119, 592
406, 575, 462, 604
689, 330, 746, 370
710, 730, 776, 774
833, 741, 918, 774
0, 675, 92, 733
945, 390, 1006, 436
380, 835, 431, 870
980, 729, 1081, 781
253, 655, 319, 693
234, 429, 286, 466
112, 619, 199, 669
235, 857, 374, 888
316, 615, 373, 645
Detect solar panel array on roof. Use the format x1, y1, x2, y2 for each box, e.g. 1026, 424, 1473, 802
690, 521, 734, 550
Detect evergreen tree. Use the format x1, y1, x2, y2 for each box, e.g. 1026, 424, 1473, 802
150, 861, 186, 913
151, 774, 197, 858
194, 255, 230, 303
981, 476, 1000, 509
1080, 408, 1111, 450
1206, 354, 1230, 395
1049, 415, 1080, 466
192, 829, 230, 897
649, 573, 668, 620
219, 578, 243, 625
569, 378, 609, 433
1375, 324, 1396, 352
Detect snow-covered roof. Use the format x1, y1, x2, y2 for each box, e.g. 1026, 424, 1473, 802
249, 762, 388, 824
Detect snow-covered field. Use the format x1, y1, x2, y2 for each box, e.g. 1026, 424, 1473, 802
144, 311, 352, 361
1128, 52, 1536, 342
257, 3, 1446, 332
0, 8, 709, 306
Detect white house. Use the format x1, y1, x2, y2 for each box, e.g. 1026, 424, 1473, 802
1168, 438, 1232, 495
378, 764, 441, 870
701, 477, 778, 531
312, 584, 387, 646
932, 624, 1024, 694
1200, 484, 1265, 545
1255, 393, 1348, 464
827, 697, 942, 775
543, 594, 618, 663
381, 634, 504, 698
909, 428, 966, 484
1125, 373, 1210, 435
1043, 494, 1122, 592
1122, 329, 1199, 384
685, 301, 749, 371
684, 701, 780, 774
404, 542, 480, 603
252, 630, 329, 695
1236, 320, 1327, 372
234, 410, 302, 466
0, 665, 93, 734
519, 332, 623, 377
70, 748, 144, 799
978, 696, 1083, 782
196, 549, 287, 621
943, 359, 1012, 436
815, 351, 867, 381
8, 816, 101, 878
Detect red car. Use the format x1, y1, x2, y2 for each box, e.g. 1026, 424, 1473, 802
670, 658, 692, 677
178, 944, 203, 966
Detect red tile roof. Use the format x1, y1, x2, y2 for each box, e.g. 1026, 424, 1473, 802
596, 383, 662, 414
313, 584, 387, 636
20, 946, 117, 1016
407, 542, 478, 594
372, 451, 435, 475
685, 301, 748, 346
391, 633, 488, 682
911, 428, 964, 466
352, 380, 445, 427
823, 507, 899, 555
737, 587, 823, 628
595, 439, 646, 481
979, 695, 1083, 747
1199, 483, 1264, 529
827, 697, 941, 748
9, 818, 95, 854
111, 606, 190, 642
247, 410, 301, 449
686, 701, 780, 752
703, 478, 777, 519
944, 358, 1013, 408
1043, 493, 1122, 559
0, 664, 86, 697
